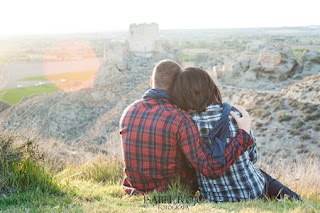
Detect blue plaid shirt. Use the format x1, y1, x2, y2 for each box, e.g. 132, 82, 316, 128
189, 104, 265, 202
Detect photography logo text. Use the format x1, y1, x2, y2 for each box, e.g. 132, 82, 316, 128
144, 195, 201, 210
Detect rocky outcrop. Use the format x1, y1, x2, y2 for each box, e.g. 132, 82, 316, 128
281, 73, 320, 104
194, 53, 226, 78
221, 42, 299, 89
300, 50, 320, 76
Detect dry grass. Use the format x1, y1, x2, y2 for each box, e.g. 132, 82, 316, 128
57, 154, 124, 185
2, 125, 319, 200
257, 158, 320, 200
1, 133, 319, 212
43, 134, 320, 201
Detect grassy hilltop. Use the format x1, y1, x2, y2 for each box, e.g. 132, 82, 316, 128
0, 134, 319, 213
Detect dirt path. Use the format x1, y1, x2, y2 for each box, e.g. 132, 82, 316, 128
219, 85, 280, 94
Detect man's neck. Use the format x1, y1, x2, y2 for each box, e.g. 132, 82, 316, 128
143, 88, 174, 103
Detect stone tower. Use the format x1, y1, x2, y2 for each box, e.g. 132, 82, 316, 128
128, 23, 162, 53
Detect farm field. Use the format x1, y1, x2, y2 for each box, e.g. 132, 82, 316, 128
0, 84, 59, 105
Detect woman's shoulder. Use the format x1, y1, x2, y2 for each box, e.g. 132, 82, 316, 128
206, 104, 223, 111
188, 104, 223, 122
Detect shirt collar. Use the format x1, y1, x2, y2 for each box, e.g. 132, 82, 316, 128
143, 88, 174, 104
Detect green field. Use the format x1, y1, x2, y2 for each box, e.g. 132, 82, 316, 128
0, 84, 59, 105
293, 48, 305, 63
19, 76, 48, 81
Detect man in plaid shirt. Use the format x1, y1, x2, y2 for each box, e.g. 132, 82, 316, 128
119, 60, 254, 195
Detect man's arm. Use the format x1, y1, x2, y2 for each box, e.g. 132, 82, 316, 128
178, 112, 253, 179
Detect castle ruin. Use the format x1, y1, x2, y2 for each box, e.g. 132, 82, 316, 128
128, 23, 162, 53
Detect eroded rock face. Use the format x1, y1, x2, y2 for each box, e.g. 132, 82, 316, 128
103, 41, 128, 72
301, 50, 320, 76
281, 73, 320, 104
194, 53, 226, 78
221, 42, 299, 88
221, 86, 320, 164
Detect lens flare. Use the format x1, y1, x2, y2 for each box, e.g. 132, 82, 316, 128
44, 40, 101, 92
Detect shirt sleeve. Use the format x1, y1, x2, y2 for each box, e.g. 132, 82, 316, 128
248, 129, 258, 164
177, 114, 254, 179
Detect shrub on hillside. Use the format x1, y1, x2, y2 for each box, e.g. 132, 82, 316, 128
278, 113, 293, 122
0, 134, 60, 196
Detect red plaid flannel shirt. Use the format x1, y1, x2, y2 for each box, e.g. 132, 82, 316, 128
120, 96, 253, 195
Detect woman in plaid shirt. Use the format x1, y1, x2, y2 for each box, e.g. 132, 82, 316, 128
172, 67, 301, 202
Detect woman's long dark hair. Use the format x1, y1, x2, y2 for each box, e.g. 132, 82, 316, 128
172, 67, 222, 113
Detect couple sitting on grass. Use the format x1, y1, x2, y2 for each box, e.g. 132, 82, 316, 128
120, 60, 301, 202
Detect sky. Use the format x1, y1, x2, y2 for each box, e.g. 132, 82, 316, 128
0, 0, 319, 35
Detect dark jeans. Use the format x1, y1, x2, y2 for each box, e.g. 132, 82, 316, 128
259, 169, 302, 201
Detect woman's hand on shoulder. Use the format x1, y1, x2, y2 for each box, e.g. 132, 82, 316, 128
230, 105, 252, 134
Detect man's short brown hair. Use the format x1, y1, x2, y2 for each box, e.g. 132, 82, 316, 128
152, 60, 183, 93
172, 67, 222, 113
